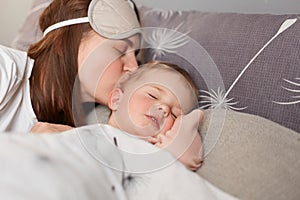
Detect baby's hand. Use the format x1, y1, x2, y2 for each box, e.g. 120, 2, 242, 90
155, 109, 204, 171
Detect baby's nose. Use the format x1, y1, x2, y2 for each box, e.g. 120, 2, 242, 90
158, 104, 170, 117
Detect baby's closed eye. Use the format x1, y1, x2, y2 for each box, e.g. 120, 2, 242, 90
147, 93, 157, 99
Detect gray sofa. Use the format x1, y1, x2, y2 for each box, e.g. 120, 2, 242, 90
11, 1, 300, 199
138, 6, 300, 133
136, 7, 300, 199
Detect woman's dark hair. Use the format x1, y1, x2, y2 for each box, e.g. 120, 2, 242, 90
131, 0, 140, 22
28, 0, 92, 126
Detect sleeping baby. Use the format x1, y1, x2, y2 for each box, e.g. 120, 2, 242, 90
106, 61, 203, 171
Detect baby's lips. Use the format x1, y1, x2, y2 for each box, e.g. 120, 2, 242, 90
145, 115, 160, 129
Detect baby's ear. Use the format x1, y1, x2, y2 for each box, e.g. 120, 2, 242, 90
108, 88, 123, 110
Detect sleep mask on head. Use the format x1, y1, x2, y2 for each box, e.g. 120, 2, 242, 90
43, 0, 140, 39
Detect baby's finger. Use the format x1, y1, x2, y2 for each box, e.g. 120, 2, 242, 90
145, 136, 156, 144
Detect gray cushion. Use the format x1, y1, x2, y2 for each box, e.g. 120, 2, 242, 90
197, 109, 300, 200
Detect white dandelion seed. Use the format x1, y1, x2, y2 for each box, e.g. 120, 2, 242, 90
273, 78, 300, 105
143, 23, 190, 60
199, 88, 247, 110
199, 18, 297, 111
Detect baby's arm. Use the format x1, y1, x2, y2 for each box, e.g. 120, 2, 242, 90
154, 109, 204, 171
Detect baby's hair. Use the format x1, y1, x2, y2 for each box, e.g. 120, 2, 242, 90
117, 61, 199, 107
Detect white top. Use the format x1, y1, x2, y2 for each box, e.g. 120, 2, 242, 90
0, 45, 37, 133
0, 123, 237, 200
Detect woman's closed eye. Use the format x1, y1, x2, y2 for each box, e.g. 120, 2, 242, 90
114, 47, 126, 55
113, 43, 128, 56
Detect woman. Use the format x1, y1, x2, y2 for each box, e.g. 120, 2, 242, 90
0, 0, 141, 133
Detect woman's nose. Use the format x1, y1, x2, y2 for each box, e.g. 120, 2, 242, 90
123, 51, 138, 72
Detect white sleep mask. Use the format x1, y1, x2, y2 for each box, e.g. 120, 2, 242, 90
43, 0, 140, 39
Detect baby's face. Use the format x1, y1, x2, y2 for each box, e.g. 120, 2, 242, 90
110, 68, 197, 139
126, 83, 181, 137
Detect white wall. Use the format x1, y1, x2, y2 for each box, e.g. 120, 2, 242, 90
0, 0, 299, 47
0, 0, 33, 46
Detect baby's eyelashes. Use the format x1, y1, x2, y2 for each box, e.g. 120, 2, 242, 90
147, 93, 158, 99
171, 113, 177, 119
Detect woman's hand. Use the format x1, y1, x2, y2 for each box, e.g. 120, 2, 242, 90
155, 109, 204, 171
31, 122, 73, 133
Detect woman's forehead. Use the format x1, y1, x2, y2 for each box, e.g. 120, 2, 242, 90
101, 33, 140, 49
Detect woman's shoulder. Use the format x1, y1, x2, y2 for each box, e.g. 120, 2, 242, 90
0, 45, 34, 79
0, 45, 34, 106
0, 45, 32, 71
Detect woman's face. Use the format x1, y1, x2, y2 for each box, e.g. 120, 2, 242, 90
78, 31, 140, 105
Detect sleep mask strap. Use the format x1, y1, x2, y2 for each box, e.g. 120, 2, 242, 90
43, 0, 139, 38
43, 17, 89, 36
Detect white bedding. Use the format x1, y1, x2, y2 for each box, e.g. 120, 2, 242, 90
0, 124, 238, 200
